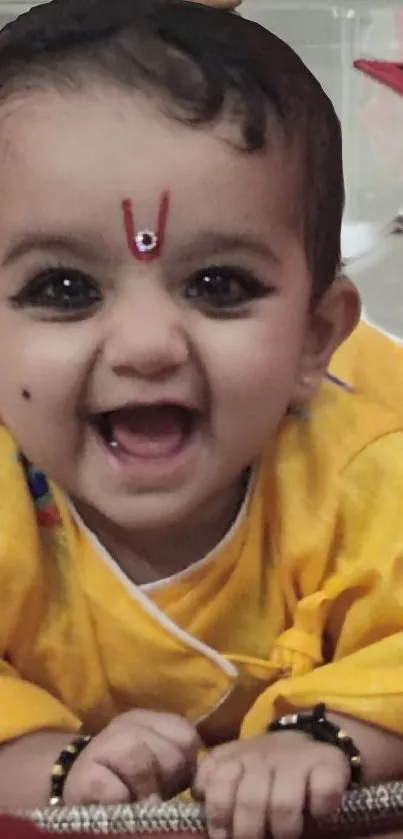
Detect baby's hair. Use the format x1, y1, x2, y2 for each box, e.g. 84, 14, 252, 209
0, 0, 343, 298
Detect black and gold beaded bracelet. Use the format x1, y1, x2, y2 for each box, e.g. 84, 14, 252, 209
268, 703, 363, 786
49, 734, 92, 805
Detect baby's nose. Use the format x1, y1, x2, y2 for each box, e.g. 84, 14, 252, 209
103, 288, 189, 377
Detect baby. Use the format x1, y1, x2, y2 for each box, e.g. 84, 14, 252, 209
0, 1, 403, 838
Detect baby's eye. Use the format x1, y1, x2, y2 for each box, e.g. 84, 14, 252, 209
10, 267, 101, 315
184, 266, 270, 312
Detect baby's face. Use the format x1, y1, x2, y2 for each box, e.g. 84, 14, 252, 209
0, 85, 314, 533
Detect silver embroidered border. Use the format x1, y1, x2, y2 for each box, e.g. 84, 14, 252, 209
26, 783, 403, 835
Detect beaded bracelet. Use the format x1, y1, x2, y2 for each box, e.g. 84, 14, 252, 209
268, 703, 363, 786
49, 734, 92, 805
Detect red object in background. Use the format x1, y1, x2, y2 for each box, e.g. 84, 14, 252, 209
354, 60, 403, 95
0, 813, 126, 837
0, 814, 137, 837
0, 815, 46, 837
0, 816, 64, 837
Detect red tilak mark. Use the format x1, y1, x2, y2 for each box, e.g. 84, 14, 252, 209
122, 191, 170, 262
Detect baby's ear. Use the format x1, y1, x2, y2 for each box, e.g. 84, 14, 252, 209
292, 275, 361, 404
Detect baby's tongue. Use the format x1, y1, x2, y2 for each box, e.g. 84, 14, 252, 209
109, 404, 188, 458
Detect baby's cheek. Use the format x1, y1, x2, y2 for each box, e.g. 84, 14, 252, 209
0, 323, 93, 463
16, 322, 99, 411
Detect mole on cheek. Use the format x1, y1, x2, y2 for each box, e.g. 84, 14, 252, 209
21, 388, 32, 401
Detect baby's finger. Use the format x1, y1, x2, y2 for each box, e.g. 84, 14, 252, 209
308, 763, 348, 820
66, 762, 131, 806
101, 728, 193, 800
193, 754, 216, 799
194, 741, 242, 799
104, 738, 161, 801
203, 761, 244, 839
268, 769, 306, 839
232, 767, 272, 839
156, 736, 197, 798
142, 715, 202, 759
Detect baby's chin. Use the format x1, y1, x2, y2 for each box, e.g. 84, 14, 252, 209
69, 457, 247, 563
70, 466, 220, 537
74, 486, 204, 533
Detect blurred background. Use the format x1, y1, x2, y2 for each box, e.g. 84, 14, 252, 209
0, 0, 402, 341
242, 0, 403, 343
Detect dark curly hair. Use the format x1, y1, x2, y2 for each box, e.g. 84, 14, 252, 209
0, 0, 344, 298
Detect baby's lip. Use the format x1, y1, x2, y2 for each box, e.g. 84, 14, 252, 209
87, 397, 203, 417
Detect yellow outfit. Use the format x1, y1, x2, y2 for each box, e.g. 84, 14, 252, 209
1, 322, 403, 745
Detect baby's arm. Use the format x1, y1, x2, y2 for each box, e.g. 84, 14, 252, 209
0, 661, 81, 809
324, 710, 403, 784
0, 731, 74, 809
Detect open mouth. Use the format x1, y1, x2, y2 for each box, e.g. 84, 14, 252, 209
94, 403, 199, 460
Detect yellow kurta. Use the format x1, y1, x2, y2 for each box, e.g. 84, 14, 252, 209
1, 322, 403, 745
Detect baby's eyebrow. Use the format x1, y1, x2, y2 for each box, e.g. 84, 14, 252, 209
2, 232, 103, 266
173, 231, 280, 265
2, 229, 280, 268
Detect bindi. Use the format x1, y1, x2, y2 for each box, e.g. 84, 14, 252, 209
121, 191, 170, 262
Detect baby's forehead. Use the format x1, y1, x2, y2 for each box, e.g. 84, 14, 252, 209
0, 84, 302, 271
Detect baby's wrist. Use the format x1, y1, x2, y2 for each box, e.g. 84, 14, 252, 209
49, 734, 92, 806
268, 704, 362, 786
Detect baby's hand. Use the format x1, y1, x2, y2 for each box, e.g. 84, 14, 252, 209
193, 732, 350, 839
64, 710, 201, 805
